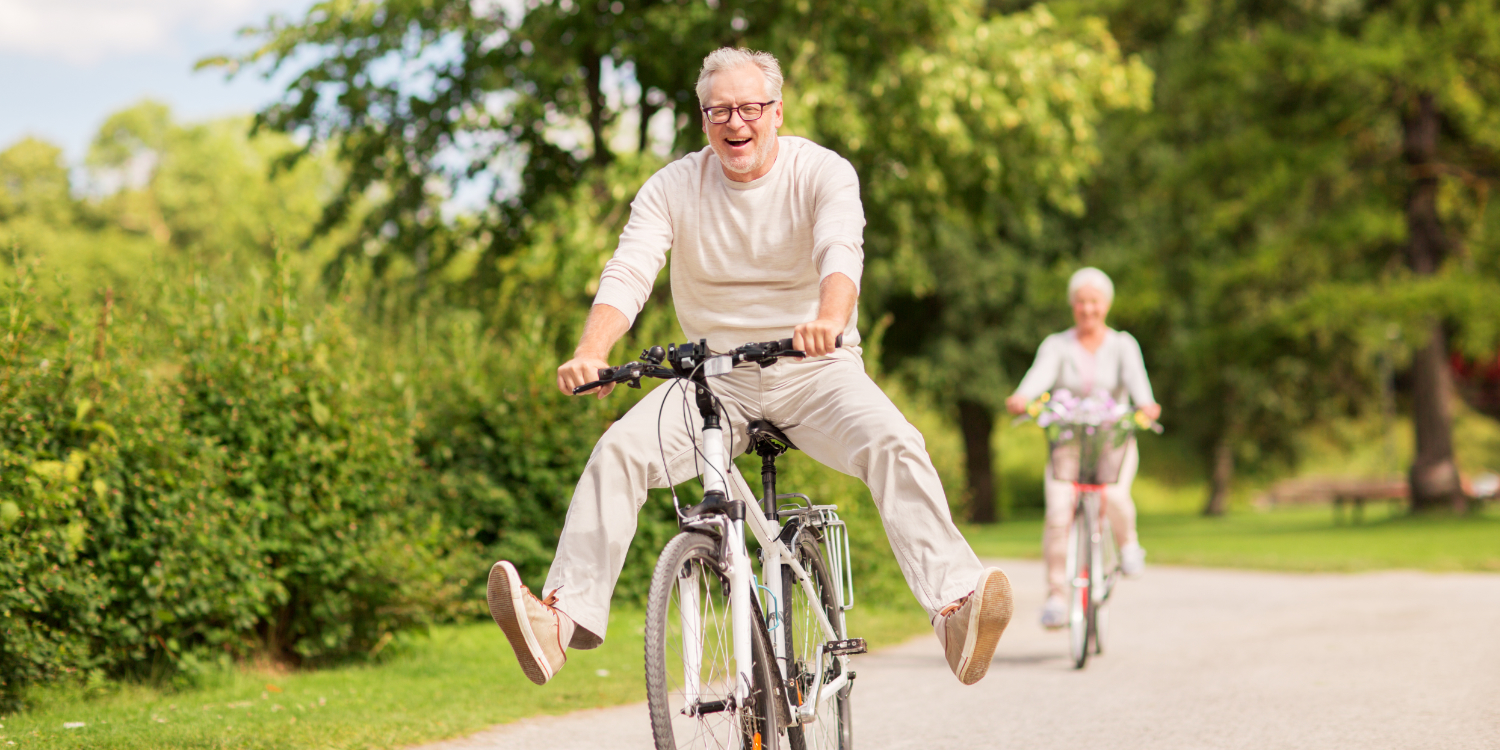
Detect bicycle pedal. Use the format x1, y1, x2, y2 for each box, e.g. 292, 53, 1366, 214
824, 638, 867, 656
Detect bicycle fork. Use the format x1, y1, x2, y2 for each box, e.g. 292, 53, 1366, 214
694, 421, 757, 709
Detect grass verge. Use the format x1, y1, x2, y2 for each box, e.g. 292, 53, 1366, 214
962, 504, 1500, 572
0, 604, 930, 750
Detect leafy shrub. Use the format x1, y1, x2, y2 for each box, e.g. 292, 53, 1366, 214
0, 259, 474, 709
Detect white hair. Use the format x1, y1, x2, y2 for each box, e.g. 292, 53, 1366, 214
695, 47, 784, 105
1068, 267, 1115, 305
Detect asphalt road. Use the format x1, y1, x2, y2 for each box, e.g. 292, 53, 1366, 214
418, 559, 1500, 750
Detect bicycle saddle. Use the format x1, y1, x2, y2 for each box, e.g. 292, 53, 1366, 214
746, 419, 797, 456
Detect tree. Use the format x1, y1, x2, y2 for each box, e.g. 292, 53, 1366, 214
225, 0, 1151, 522
1078, 0, 1500, 513
0, 138, 74, 226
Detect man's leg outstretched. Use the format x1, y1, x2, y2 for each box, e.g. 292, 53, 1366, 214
487, 379, 752, 683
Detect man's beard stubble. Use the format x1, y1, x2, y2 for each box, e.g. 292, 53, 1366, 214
716, 127, 778, 176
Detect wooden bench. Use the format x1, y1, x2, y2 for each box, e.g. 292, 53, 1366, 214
1255, 477, 1409, 523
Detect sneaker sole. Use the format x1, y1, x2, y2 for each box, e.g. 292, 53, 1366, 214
958, 568, 1014, 685
487, 561, 552, 686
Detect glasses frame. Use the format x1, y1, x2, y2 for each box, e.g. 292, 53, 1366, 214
701, 100, 779, 125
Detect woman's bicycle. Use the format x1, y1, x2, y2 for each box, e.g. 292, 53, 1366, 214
575, 337, 863, 750
1019, 391, 1159, 670
1047, 421, 1130, 669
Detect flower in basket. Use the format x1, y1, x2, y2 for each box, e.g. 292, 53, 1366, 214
1017, 389, 1162, 441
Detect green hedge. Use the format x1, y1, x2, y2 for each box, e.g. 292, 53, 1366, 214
0, 261, 475, 710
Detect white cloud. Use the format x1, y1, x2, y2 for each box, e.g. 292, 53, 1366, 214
0, 0, 300, 66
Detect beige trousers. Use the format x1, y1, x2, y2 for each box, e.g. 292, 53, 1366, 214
544, 347, 984, 648
1041, 441, 1140, 599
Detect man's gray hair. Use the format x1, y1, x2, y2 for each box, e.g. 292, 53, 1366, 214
696, 47, 784, 105
1068, 267, 1115, 305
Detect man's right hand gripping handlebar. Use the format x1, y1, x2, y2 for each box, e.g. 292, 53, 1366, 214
567, 335, 843, 396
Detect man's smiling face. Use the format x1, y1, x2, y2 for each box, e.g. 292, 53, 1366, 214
702, 64, 783, 182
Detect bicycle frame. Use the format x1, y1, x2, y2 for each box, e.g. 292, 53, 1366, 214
678, 433, 852, 725
1068, 485, 1120, 608
675, 359, 853, 726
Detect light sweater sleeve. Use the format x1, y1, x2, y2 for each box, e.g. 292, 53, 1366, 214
592, 170, 674, 326
809, 154, 865, 290
1013, 334, 1064, 401
1118, 332, 1157, 406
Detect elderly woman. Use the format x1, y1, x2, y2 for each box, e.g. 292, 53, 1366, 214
1004, 267, 1161, 629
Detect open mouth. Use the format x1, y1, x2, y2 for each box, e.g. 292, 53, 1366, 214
724, 137, 752, 148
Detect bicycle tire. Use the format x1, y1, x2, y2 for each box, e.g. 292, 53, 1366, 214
782, 531, 853, 750
1067, 499, 1093, 670
645, 531, 782, 750
1092, 515, 1116, 657
1087, 516, 1104, 658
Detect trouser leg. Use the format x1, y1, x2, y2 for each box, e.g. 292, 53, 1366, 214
766, 349, 984, 619
543, 378, 753, 649
1042, 469, 1075, 599
1103, 442, 1141, 549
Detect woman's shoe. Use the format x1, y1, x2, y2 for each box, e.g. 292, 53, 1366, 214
1040, 594, 1067, 629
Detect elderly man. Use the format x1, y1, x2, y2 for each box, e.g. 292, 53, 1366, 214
487, 47, 1013, 688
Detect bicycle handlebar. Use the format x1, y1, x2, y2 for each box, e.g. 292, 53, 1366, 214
572, 334, 843, 395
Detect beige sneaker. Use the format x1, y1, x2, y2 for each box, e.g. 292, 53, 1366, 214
487, 561, 574, 685
934, 567, 1014, 685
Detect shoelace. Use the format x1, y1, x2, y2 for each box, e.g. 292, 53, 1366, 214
937, 589, 976, 619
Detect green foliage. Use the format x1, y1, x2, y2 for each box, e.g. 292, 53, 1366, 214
0, 255, 474, 710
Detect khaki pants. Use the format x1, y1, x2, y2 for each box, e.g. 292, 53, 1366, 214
544, 347, 984, 648
1042, 441, 1140, 599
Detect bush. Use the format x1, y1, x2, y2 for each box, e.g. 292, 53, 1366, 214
0, 258, 474, 710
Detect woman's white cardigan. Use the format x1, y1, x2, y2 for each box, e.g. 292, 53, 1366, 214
1014, 328, 1157, 407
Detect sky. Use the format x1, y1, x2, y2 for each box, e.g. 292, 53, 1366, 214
0, 0, 318, 162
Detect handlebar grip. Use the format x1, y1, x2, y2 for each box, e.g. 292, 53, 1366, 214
572, 380, 606, 395
776, 334, 844, 351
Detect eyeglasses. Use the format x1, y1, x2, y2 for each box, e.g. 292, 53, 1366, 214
701, 101, 778, 125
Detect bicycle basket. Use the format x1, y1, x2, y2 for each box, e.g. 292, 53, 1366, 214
1047, 425, 1133, 485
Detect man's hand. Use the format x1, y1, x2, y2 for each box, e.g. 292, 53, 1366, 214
793, 318, 844, 357
1005, 394, 1028, 416
557, 304, 631, 398
795, 273, 857, 357
558, 355, 615, 398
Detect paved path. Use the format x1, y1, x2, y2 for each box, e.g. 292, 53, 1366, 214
419, 560, 1500, 750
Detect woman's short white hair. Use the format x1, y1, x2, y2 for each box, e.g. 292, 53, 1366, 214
696, 47, 784, 105
1068, 267, 1115, 305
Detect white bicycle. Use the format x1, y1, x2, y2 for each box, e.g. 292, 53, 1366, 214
1047, 422, 1131, 670
575, 338, 863, 750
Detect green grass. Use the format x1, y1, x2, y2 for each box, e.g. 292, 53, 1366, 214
962, 504, 1500, 573
0, 604, 929, 750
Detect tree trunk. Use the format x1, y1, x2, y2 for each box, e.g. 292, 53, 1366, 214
1402, 91, 1464, 511
958, 399, 998, 523
1203, 433, 1233, 517
639, 101, 659, 154
584, 49, 611, 166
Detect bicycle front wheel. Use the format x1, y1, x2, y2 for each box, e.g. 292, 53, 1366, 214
646, 531, 781, 750
1067, 501, 1093, 670
782, 532, 852, 750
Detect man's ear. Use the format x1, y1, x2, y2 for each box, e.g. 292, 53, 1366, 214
701, 114, 709, 134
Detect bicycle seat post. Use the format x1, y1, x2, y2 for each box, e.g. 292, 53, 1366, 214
759, 451, 777, 521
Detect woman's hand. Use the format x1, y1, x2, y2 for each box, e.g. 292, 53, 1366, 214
1141, 403, 1162, 421
1005, 394, 1028, 416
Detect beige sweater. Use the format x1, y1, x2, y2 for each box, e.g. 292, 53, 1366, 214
593, 136, 866, 352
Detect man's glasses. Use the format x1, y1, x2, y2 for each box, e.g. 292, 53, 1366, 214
701, 101, 778, 125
